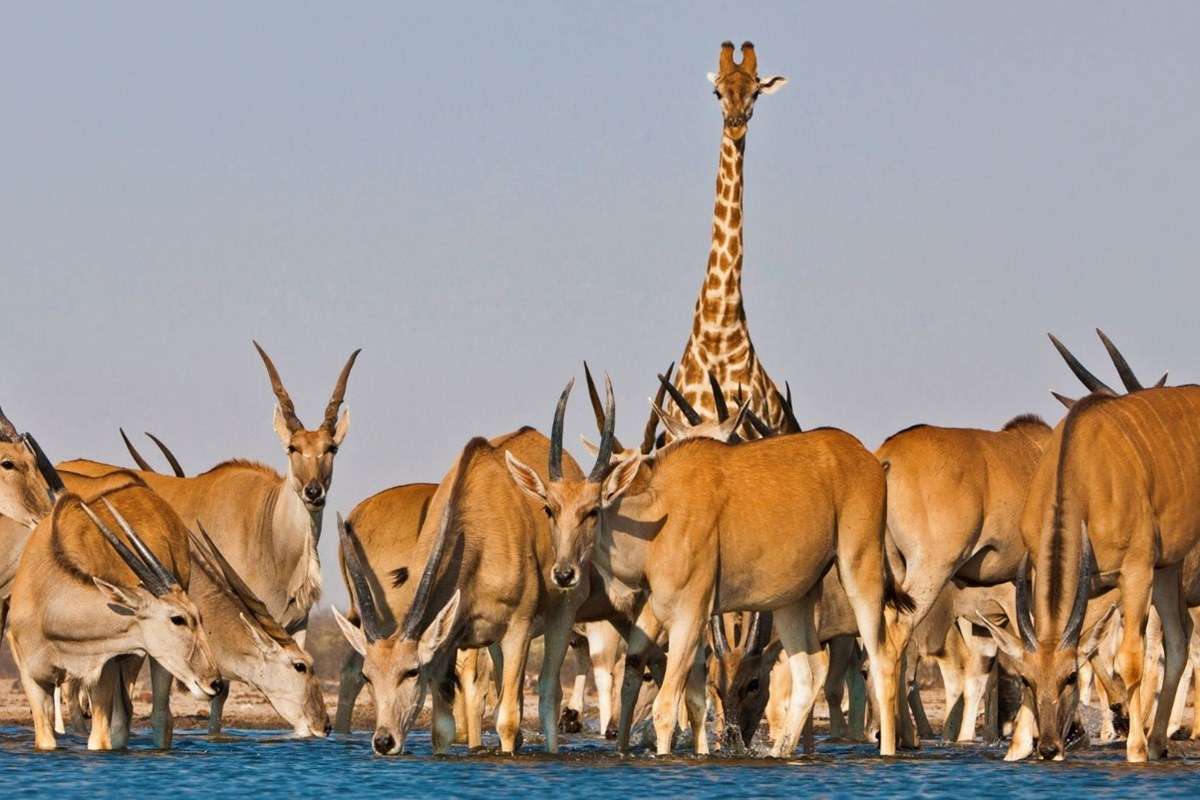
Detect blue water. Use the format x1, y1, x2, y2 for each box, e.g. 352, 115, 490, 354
4, 727, 1200, 799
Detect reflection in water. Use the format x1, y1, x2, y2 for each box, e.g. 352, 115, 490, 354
2, 727, 1200, 799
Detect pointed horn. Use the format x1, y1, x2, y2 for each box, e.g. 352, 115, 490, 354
1154, 373, 1168, 388
253, 341, 303, 432
100, 498, 178, 593
120, 428, 155, 472
192, 521, 291, 645
1047, 334, 1115, 395
588, 374, 617, 482
708, 372, 729, 422
747, 611, 772, 656
79, 500, 163, 596
640, 362, 674, 455
1051, 391, 1077, 410
1014, 555, 1037, 652
1059, 533, 1094, 650
718, 41, 735, 73
322, 348, 362, 433
145, 433, 185, 477
20, 433, 64, 498
741, 612, 761, 650
0, 406, 19, 442
1095, 329, 1143, 392
740, 41, 757, 75
584, 362, 624, 453
723, 401, 751, 443
657, 374, 702, 426
782, 382, 802, 433
744, 406, 773, 438
338, 513, 389, 643
710, 614, 730, 656
403, 438, 485, 640
548, 378, 574, 481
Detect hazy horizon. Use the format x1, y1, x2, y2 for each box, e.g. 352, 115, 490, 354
5, 3, 1198, 607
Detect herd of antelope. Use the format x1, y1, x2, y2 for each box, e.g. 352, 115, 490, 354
2, 41, 1198, 767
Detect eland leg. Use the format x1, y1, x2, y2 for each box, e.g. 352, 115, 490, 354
538, 606, 577, 753
334, 649, 366, 735
1115, 563, 1155, 763
495, 625, 531, 754
149, 658, 175, 749
651, 605, 708, 756
1147, 565, 1189, 759
771, 594, 825, 757
13, 648, 57, 750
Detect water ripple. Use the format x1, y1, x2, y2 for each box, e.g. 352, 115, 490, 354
3, 727, 1200, 799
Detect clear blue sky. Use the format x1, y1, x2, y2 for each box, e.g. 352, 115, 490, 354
5, 3, 1198, 606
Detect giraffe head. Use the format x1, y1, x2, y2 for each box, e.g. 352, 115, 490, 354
707, 41, 787, 140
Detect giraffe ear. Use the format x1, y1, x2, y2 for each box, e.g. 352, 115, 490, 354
758, 75, 788, 95
706, 72, 718, 85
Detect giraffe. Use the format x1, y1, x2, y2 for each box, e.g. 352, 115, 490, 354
665, 42, 796, 753
670, 41, 789, 438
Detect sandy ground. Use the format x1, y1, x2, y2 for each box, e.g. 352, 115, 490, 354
0, 672, 913, 738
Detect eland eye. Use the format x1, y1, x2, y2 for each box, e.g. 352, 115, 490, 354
403, 667, 420, 680
585, 507, 599, 519
170, 615, 187, 626
746, 678, 760, 693
328, 444, 339, 455
543, 506, 553, 518
0, 460, 14, 470
294, 662, 308, 673
287, 445, 297, 455
1063, 673, 1077, 687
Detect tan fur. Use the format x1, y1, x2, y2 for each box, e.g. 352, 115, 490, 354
331, 481, 437, 735
873, 416, 1051, 744
59, 458, 323, 636
1006, 387, 1200, 762
179, 530, 329, 739
341, 429, 597, 755
537, 427, 905, 757
0, 439, 56, 529
6, 481, 220, 750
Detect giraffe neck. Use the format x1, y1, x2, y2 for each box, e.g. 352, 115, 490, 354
698, 130, 746, 333
672, 127, 787, 433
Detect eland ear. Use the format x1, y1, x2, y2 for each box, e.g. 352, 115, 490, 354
648, 400, 689, 441
579, 435, 600, 458
718, 404, 751, 443
504, 451, 548, 504
974, 611, 1028, 661
272, 405, 293, 447
758, 75, 788, 94
418, 590, 461, 666
239, 613, 281, 656
332, 607, 368, 656
93, 577, 142, 614
603, 453, 641, 506
333, 410, 351, 445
